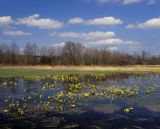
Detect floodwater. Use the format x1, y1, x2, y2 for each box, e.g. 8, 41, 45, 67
0, 74, 160, 129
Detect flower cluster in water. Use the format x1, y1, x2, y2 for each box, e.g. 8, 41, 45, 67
1, 74, 160, 116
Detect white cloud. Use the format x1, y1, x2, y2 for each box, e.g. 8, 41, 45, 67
68, 16, 123, 26
96, 0, 117, 3
127, 17, 160, 29
87, 16, 123, 25
138, 18, 160, 28
89, 38, 139, 45
126, 24, 137, 29
0, 16, 13, 25
83, 31, 116, 39
147, 0, 156, 5
52, 42, 65, 47
59, 32, 80, 38
52, 31, 140, 47
96, 0, 156, 5
68, 17, 85, 24
52, 31, 116, 40
108, 46, 118, 51
3, 30, 31, 36
96, 0, 113, 4
123, 0, 142, 5
16, 14, 63, 29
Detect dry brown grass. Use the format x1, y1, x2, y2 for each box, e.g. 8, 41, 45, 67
2, 65, 160, 73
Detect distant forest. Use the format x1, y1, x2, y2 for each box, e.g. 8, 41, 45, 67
0, 41, 160, 65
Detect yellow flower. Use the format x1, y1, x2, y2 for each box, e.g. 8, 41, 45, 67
124, 107, 134, 113
4, 109, 8, 113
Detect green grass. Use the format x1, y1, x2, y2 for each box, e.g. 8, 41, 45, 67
1, 65, 160, 77
0, 67, 131, 77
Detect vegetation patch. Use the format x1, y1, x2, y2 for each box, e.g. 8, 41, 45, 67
1, 65, 160, 77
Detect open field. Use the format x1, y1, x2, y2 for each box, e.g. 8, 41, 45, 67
1, 65, 160, 77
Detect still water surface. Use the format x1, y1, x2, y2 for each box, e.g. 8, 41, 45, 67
0, 74, 160, 129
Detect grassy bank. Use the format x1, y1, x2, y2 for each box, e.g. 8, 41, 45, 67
0, 65, 160, 77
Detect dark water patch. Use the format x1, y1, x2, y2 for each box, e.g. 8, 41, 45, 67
1, 108, 160, 129
0, 73, 160, 128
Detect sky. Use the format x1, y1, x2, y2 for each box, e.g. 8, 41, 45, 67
0, 0, 160, 54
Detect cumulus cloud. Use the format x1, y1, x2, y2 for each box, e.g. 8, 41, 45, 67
95, 0, 119, 4
97, 0, 111, 3
0, 16, 13, 25
147, 0, 156, 5
51, 31, 140, 47
89, 38, 139, 45
68, 16, 123, 26
126, 24, 137, 29
52, 42, 65, 47
123, 0, 142, 5
59, 32, 80, 38
108, 46, 118, 51
16, 14, 63, 29
87, 16, 123, 25
96, 0, 156, 5
3, 30, 31, 36
126, 17, 160, 29
83, 31, 116, 39
68, 17, 85, 24
51, 31, 116, 40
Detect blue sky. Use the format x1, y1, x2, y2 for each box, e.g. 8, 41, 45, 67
0, 0, 160, 54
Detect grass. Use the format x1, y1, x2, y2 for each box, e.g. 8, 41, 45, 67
1, 65, 160, 77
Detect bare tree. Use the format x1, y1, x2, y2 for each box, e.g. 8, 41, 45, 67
10, 42, 19, 64
0, 41, 160, 66
61, 41, 84, 65
24, 42, 34, 65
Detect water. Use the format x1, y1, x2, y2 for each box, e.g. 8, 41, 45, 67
0, 74, 160, 129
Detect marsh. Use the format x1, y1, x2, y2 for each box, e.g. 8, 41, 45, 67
0, 73, 160, 129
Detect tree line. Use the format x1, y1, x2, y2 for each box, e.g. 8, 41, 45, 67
0, 41, 160, 65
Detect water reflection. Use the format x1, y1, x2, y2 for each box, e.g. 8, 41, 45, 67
136, 96, 160, 113
0, 74, 160, 129
90, 104, 120, 113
